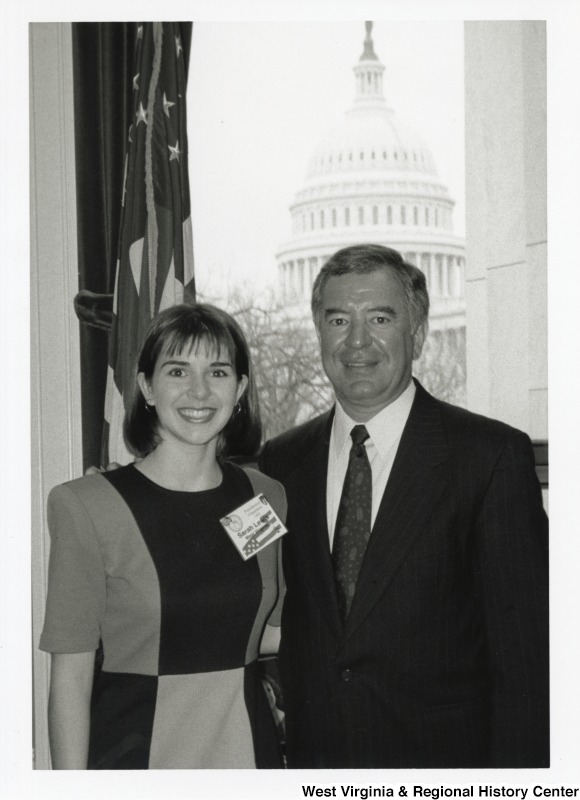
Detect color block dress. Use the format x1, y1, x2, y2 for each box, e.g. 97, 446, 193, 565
40, 462, 286, 769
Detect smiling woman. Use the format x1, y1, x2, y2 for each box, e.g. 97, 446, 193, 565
39, 303, 287, 770
124, 304, 258, 486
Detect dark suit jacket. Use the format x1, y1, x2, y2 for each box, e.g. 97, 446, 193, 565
259, 380, 549, 768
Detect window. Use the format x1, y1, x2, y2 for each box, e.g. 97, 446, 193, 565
332, 208, 337, 227
320, 209, 325, 229
401, 205, 406, 225
413, 206, 418, 225
358, 206, 364, 225
310, 212, 315, 230
373, 205, 378, 224
387, 205, 392, 224
345, 207, 350, 226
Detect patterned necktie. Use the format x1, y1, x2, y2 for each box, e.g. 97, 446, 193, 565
332, 424, 372, 623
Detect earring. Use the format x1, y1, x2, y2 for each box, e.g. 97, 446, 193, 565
232, 402, 241, 418
144, 401, 155, 414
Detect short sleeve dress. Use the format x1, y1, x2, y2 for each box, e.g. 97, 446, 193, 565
39, 461, 286, 769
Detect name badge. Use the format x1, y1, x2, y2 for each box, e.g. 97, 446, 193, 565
220, 494, 288, 561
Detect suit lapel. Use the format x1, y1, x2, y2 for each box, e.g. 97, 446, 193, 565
285, 411, 344, 640
342, 382, 450, 642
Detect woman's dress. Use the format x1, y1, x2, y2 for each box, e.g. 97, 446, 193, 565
40, 462, 285, 769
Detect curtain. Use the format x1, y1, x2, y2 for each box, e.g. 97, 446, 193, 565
72, 23, 138, 470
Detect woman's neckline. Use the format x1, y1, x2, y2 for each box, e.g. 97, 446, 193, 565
129, 461, 231, 495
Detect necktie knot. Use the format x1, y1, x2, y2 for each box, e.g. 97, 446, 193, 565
350, 425, 370, 454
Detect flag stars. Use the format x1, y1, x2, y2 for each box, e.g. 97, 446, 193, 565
175, 36, 183, 58
136, 102, 148, 126
163, 93, 175, 117
168, 141, 181, 162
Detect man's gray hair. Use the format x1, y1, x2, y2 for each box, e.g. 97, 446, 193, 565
311, 244, 429, 330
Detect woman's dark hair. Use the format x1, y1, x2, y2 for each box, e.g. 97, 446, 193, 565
123, 303, 262, 460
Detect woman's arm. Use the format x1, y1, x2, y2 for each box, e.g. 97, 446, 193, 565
48, 651, 95, 769
259, 623, 281, 655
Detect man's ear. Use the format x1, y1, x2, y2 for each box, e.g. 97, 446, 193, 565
412, 320, 428, 360
137, 372, 154, 405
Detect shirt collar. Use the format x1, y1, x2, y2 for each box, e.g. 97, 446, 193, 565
333, 379, 416, 460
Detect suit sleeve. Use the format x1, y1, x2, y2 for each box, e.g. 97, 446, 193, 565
258, 439, 289, 485
39, 484, 106, 654
474, 430, 549, 767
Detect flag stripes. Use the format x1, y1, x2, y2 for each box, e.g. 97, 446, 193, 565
103, 22, 195, 465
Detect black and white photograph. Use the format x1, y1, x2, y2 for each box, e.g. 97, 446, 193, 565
2, 0, 580, 797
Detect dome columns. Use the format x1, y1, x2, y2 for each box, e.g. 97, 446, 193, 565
290, 197, 455, 236
280, 256, 323, 302
279, 249, 464, 307
407, 251, 464, 300
354, 64, 384, 101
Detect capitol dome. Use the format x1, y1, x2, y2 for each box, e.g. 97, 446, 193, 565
306, 106, 438, 182
276, 22, 466, 332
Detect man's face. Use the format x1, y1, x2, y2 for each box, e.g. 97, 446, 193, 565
316, 269, 427, 422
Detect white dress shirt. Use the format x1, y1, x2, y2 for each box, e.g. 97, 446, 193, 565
326, 379, 416, 550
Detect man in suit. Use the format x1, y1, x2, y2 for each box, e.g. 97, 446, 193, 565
259, 243, 549, 769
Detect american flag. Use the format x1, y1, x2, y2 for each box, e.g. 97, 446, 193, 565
103, 22, 195, 465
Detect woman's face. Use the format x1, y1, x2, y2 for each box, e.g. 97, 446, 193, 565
138, 339, 248, 454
